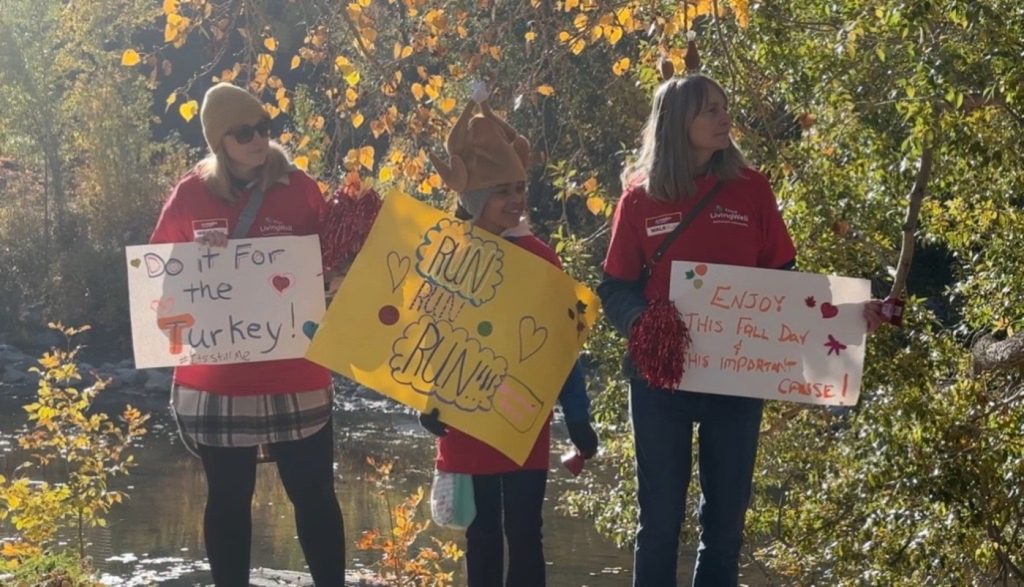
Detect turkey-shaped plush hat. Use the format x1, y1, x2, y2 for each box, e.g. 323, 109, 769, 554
429, 84, 531, 217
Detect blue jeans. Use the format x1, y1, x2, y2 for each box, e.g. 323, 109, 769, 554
630, 379, 764, 587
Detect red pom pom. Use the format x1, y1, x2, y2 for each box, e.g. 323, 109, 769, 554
321, 182, 382, 271
629, 298, 691, 390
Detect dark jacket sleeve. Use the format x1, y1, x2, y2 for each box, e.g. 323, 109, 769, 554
557, 360, 591, 424
597, 273, 648, 338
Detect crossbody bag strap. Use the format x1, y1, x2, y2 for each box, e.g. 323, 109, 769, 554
641, 179, 725, 281
232, 183, 268, 239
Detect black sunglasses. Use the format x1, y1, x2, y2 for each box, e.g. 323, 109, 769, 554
228, 119, 272, 144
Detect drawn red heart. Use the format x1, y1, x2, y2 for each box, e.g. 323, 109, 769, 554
149, 297, 174, 314
821, 303, 839, 319
270, 273, 293, 293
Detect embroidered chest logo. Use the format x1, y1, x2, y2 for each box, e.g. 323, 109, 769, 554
709, 205, 750, 227
259, 216, 294, 235
644, 212, 682, 237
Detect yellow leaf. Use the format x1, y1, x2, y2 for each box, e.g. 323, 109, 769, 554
358, 0, 371, 6
586, 195, 605, 215
537, 85, 555, 96
277, 96, 291, 112
370, 119, 386, 138
379, 166, 394, 182
264, 103, 281, 119
564, 0, 580, 10
121, 49, 141, 67
439, 97, 456, 113
352, 112, 365, 128
257, 54, 274, 73
606, 26, 623, 45
612, 57, 631, 76
582, 177, 598, 192
179, 100, 199, 122
164, 92, 178, 111
335, 55, 352, 72
290, 55, 301, 69
425, 84, 440, 100
574, 14, 589, 31
163, 0, 178, 15
345, 70, 361, 86
570, 39, 586, 54
428, 173, 443, 188
558, 31, 571, 43
525, 31, 537, 42
411, 83, 425, 101
359, 146, 375, 170
616, 7, 633, 26
264, 37, 278, 51
732, 0, 750, 28
279, 131, 293, 144
293, 155, 310, 171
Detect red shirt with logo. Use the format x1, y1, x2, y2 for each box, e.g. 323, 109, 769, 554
603, 169, 796, 299
149, 168, 332, 396
434, 233, 561, 474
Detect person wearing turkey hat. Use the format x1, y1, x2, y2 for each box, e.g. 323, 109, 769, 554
598, 37, 885, 586
149, 82, 346, 586
419, 83, 599, 587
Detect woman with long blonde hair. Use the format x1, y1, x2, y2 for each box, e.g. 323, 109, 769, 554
150, 83, 346, 586
599, 73, 884, 586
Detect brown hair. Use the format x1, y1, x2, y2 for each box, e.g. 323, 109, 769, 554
197, 141, 293, 203
623, 75, 749, 201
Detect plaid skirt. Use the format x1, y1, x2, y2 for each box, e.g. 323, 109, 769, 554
171, 383, 333, 452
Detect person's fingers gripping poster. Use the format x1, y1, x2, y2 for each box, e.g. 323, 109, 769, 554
307, 191, 599, 465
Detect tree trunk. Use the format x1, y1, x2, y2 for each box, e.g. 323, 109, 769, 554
972, 332, 1024, 372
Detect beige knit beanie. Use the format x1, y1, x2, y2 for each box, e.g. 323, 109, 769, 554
200, 83, 267, 152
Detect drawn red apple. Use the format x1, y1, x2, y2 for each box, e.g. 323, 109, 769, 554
695, 264, 708, 276
820, 303, 839, 319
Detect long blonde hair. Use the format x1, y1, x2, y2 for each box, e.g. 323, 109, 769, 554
623, 75, 749, 201
197, 141, 293, 203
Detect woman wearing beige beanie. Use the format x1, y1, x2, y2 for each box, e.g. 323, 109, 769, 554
150, 82, 346, 586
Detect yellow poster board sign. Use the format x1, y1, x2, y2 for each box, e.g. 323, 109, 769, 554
306, 191, 600, 465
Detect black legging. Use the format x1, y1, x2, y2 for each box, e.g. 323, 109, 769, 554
197, 421, 346, 586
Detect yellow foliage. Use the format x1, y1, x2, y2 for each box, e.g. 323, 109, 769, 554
120, 49, 141, 67
178, 100, 199, 122
411, 82, 425, 101
604, 25, 623, 45
438, 97, 456, 113
290, 55, 302, 69
586, 195, 606, 215
294, 155, 310, 171
351, 112, 365, 128
612, 56, 630, 76
264, 37, 278, 51
537, 84, 555, 96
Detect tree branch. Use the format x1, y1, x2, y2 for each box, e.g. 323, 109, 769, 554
887, 119, 939, 299
972, 332, 1024, 373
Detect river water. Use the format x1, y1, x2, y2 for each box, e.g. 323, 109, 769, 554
0, 385, 645, 586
